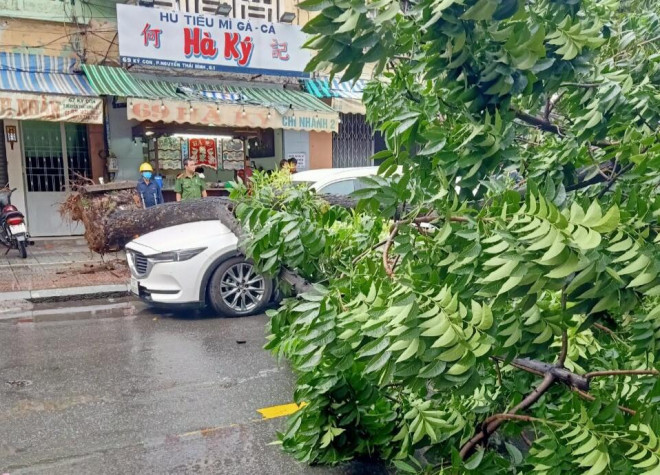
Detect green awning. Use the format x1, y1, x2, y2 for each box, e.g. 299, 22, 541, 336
82, 65, 335, 113
303, 78, 366, 99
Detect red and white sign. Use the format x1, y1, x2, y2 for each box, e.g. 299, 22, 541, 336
117, 4, 311, 77
188, 138, 219, 170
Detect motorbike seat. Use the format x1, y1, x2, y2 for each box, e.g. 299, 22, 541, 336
2, 210, 24, 221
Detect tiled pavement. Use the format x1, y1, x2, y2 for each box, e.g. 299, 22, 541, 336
0, 238, 129, 293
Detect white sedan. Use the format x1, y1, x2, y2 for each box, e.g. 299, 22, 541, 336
125, 167, 382, 317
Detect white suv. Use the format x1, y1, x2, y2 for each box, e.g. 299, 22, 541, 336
125, 167, 383, 317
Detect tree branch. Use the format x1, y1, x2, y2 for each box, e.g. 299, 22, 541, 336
494, 359, 502, 386
573, 388, 637, 416
597, 162, 635, 198
460, 374, 555, 459
558, 330, 568, 367
592, 322, 622, 342
351, 239, 387, 265
560, 82, 603, 88
383, 224, 399, 278
279, 268, 314, 294
513, 109, 616, 148
494, 356, 590, 391
586, 369, 660, 380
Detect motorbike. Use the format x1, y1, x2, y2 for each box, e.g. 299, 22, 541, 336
0, 187, 29, 258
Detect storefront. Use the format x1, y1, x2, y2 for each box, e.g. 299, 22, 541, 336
89, 3, 339, 197
303, 78, 387, 168
0, 53, 104, 237
82, 65, 338, 199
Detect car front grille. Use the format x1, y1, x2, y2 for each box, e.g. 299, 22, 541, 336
132, 252, 149, 276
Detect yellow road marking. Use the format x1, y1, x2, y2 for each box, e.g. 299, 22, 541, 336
256, 402, 306, 420
177, 402, 306, 440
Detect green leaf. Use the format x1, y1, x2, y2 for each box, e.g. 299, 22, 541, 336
582, 201, 603, 228
336, 11, 360, 33
607, 236, 633, 253
541, 235, 566, 261
396, 338, 419, 362
374, 2, 399, 24
546, 253, 581, 279
365, 351, 392, 373
619, 255, 651, 276
592, 205, 620, 233
393, 460, 418, 474
483, 259, 518, 282
462, 0, 497, 21
505, 442, 523, 465
464, 448, 485, 470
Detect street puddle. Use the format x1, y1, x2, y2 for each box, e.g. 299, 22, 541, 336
0, 299, 143, 324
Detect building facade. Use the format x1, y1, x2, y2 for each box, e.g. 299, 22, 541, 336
0, 0, 340, 237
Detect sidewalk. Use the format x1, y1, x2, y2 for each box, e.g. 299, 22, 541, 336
0, 238, 130, 302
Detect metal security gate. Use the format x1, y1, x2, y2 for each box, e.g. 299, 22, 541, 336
332, 113, 375, 168
22, 122, 90, 237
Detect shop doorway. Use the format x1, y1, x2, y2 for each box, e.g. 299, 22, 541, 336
21, 122, 90, 237
332, 113, 375, 168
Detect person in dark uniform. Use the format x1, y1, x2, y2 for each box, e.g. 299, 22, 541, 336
135, 162, 164, 208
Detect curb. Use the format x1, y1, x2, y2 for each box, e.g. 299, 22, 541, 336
0, 299, 141, 323
0, 284, 131, 303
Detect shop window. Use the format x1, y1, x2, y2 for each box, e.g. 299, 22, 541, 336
22, 122, 90, 193
247, 129, 275, 159
23, 122, 65, 193
64, 124, 91, 184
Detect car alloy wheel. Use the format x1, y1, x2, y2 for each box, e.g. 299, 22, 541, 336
219, 262, 266, 314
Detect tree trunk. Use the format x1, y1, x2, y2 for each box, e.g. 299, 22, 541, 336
100, 197, 237, 253
94, 194, 358, 254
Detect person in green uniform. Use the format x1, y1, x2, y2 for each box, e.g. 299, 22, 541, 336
175, 159, 208, 202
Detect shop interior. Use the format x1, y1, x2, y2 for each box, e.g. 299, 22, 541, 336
130, 122, 278, 199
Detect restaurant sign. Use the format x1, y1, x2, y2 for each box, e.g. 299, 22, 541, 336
0, 92, 103, 124
127, 98, 339, 133
117, 4, 311, 77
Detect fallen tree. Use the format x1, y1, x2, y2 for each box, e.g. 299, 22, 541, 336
61, 184, 359, 254
222, 0, 660, 472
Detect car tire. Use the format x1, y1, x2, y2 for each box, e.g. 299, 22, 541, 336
207, 257, 273, 317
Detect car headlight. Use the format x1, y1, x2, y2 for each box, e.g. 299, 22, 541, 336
148, 247, 207, 263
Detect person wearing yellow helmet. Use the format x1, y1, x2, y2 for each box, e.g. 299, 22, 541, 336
135, 162, 164, 208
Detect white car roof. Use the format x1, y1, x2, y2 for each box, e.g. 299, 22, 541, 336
291, 167, 381, 184
292, 166, 401, 189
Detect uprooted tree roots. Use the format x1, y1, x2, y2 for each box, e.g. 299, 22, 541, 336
59, 186, 140, 254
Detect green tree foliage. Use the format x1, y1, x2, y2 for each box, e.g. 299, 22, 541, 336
231, 0, 660, 472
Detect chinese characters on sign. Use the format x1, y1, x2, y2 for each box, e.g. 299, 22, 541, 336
270, 40, 289, 61
117, 4, 310, 77
141, 23, 162, 48
188, 138, 219, 170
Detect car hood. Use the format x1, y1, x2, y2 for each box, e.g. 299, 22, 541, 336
125, 220, 234, 255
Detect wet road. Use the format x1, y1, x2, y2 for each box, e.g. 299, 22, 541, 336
0, 300, 386, 474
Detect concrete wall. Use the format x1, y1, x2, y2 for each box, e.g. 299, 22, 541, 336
3, 118, 26, 214
0, 17, 120, 65
107, 103, 144, 181
309, 131, 332, 169
282, 130, 309, 171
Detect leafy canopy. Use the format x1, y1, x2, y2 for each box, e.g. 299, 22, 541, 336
232, 0, 660, 472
